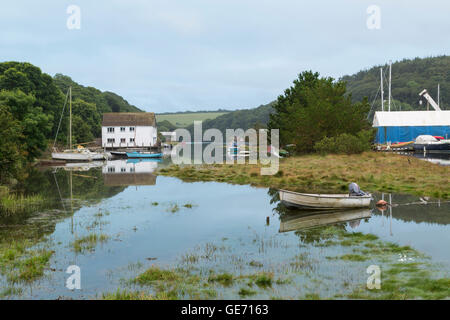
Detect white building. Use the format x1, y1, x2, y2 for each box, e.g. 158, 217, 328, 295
160, 131, 177, 142
102, 113, 158, 148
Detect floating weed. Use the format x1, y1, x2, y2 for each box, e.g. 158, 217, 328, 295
133, 266, 180, 285
339, 254, 368, 262
249, 260, 263, 268
71, 233, 109, 253
208, 273, 233, 286
102, 289, 155, 300
238, 287, 257, 297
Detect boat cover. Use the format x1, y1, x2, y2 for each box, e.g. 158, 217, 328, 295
349, 183, 367, 196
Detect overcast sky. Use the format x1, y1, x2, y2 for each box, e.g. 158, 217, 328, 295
1, 0, 449, 112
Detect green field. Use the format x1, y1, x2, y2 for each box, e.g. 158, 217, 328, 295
156, 112, 228, 127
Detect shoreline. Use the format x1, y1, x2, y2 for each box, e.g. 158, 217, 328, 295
157, 152, 449, 200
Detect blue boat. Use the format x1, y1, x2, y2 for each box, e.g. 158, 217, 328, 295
126, 151, 163, 158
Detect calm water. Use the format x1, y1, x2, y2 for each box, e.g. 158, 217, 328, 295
0, 158, 449, 299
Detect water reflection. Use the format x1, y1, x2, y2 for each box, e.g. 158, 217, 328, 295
102, 159, 158, 186
279, 209, 372, 233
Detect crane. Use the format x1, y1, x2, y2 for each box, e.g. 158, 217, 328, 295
419, 89, 441, 111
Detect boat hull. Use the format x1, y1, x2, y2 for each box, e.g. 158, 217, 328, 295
413, 142, 450, 153
51, 152, 106, 161
126, 152, 163, 158
279, 189, 372, 210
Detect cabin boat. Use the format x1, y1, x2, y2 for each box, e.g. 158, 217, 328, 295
52, 148, 107, 161
413, 135, 450, 153
279, 189, 372, 210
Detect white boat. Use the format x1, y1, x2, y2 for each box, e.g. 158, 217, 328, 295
279, 209, 372, 232
279, 189, 372, 210
51, 86, 108, 162
52, 148, 107, 161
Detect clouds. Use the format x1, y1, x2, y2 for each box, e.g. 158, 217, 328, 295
0, 0, 449, 112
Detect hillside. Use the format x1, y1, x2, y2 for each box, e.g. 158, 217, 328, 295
156, 111, 229, 128
53, 74, 142, 114
342, 55, 450, 112
185, 102, 275, 137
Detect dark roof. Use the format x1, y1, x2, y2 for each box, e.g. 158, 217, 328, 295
102, 113, 156, 127
103, 173, 156, 186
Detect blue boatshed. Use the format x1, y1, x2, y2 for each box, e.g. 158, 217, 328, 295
372, 111, 450, 144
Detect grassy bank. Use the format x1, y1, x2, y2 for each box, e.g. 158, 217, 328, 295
157, 152, 449, 199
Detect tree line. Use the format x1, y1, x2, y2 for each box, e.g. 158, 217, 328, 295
0, 61, 142, 184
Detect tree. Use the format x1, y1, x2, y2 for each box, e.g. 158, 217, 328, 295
0, 105, 25, 183
268, 71, 371, 153
0, 90, 53, 160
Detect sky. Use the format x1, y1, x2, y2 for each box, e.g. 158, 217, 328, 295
1, 0, 449, 113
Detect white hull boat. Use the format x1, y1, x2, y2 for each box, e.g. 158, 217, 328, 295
279, 189, 372, 210
52, 149, 107, 161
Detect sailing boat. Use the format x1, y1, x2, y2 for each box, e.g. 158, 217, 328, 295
52, 87, 107, 161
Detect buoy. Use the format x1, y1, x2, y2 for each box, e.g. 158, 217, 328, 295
376, 200, 388, 206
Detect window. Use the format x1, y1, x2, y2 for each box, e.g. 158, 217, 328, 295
107, 138, 115, 144
107, 167, 115, 173
130, 138, 135, 143
121, 167, 126, 173
120, 138, 126, 143
130, 127, 135, 132
130, 167, 135, 173
120, 127, 126, 132
107, 127, 114, 133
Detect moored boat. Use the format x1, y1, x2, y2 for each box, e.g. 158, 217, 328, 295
413, 135, 450, 153
126, 151, 163, 158
279, 189, 372, 210
52, 148, 107, 161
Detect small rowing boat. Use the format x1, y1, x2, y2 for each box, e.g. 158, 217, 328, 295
126, 151, 163, 158
279, 189, 372, 210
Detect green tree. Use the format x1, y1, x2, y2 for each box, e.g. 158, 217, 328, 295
268, 71, 371, 153
0, 105, 25, 183
0, 90, 53, 160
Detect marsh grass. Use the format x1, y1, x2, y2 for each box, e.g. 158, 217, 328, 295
157, 153, 449, 199
71, 233, 109, 253
0, 193, 45, 216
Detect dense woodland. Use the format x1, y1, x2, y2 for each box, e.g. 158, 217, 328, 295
342, 55, 450, 114
0, 62, 141, 183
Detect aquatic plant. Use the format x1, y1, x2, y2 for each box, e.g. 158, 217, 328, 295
71, 233, 109, 253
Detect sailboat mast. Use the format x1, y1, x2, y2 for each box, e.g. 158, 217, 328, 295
388, 61, 392, 112
438, 84, 440, 109
69, 86, 72, 150
380, 68, 384, 111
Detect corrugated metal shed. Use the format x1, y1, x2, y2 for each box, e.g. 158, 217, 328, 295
373, 111, 450, 127
372, 111, 450, 143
